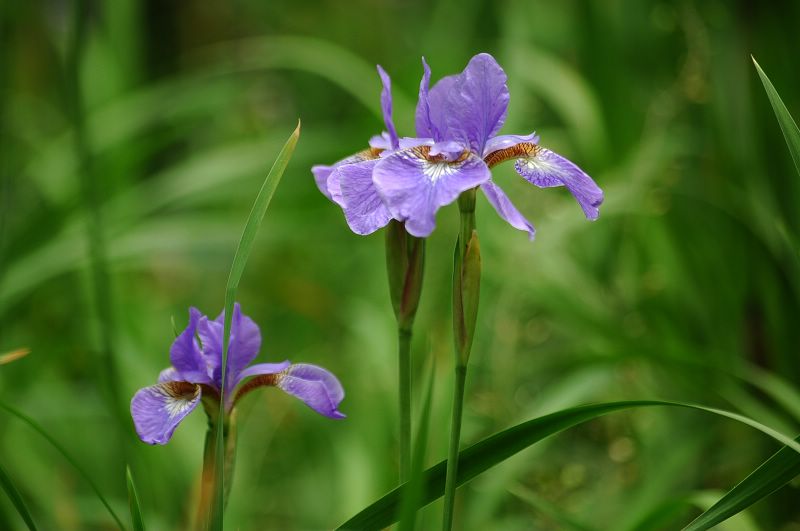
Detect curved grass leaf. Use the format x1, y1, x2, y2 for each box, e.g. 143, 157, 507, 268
0, 459, 37, 530
211, 121, 301, 531
0, 400, 125, 530
753, 56, 800, 177
682, 435, 800, 531
126, 466, 145, 531
337, 400, 800, 530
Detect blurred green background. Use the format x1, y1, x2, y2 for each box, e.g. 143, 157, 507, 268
2, 0, 800, 529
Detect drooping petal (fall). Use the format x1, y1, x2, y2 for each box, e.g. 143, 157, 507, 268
312, 149, 383, 208
131, 381, 201, 445
276, 364, 346, 419
374, 144, 491, 237
312, 164, 344, 206
514, 147, 604, 220
337, 159, 394, 235
480, 180, 536, 239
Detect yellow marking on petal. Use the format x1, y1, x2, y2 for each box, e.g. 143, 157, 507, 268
0, 348, 30, 365
356, 147, 384, 161
483, 142, 540, 168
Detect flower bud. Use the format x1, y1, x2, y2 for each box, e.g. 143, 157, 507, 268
385, 219, 426, 330
453, 229, 481, 365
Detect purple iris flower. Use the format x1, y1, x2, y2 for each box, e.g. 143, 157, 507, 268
131, 304, 345, 445
313, 53, 603, 239
374, 53, 604, 239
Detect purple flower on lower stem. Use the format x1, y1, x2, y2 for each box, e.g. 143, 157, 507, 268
373, 53, 604, 239
131, 304, 345, 445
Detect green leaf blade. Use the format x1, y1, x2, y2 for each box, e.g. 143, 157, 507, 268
0, 400, 126, 530
0, 460, 38, 531
211, 121, 301, 531
683, 436, 800, 531
126, 466, 145, 531
752, 56, 800, 178
337, 400, 800, 530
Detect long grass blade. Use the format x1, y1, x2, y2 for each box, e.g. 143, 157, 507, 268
126, 466, 145, 531
337, 400, 800, 530
752, 56, 800, 177
0, 400, 125, 530
210, 121, 301, 531
682, 435, 800, 531
0, 459, 38, 530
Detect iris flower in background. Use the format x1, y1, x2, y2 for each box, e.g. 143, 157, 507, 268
314, 53, 604, 238
131, 304, 345, 445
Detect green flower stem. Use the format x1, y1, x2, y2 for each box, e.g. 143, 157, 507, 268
442, 363, 467, 531
443, 189, 480, 531
398, 326, 413, 483
386, 220, 426, 483
199, 412, 238, 530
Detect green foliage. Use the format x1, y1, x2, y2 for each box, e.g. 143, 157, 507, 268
753, 57, 800, 179
2, 1, 800, 529
684, 438, 800, 530
338, 401, 800, 529
126, 466, 145, 531
0, 460, 37, 531
0, 401, 125, 529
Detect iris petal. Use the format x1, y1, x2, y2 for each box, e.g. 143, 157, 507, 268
276, 364, 346, 419
514, 147, 604, 220
483, 132, 540, 158
418, 54, 509, 154
237, 361, 291, 381
170, 308, 213, 385
444, 53, 510, 154
374, 145, 491, 238
158, 367, 179, 383
377, 65, 399, 149
311, 165, 341, 205
480, 180, 536, 240
130, 381, 201, 445
337, 159, 393, 235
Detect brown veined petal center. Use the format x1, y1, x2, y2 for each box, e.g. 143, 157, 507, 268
483, 142, 540, 168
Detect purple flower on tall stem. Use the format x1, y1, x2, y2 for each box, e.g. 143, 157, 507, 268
314, 53, 603, 239
131, 304, 345, 445
373, 53, 604, 239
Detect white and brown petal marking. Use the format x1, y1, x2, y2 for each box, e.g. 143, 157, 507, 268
131, 381, 202, 445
